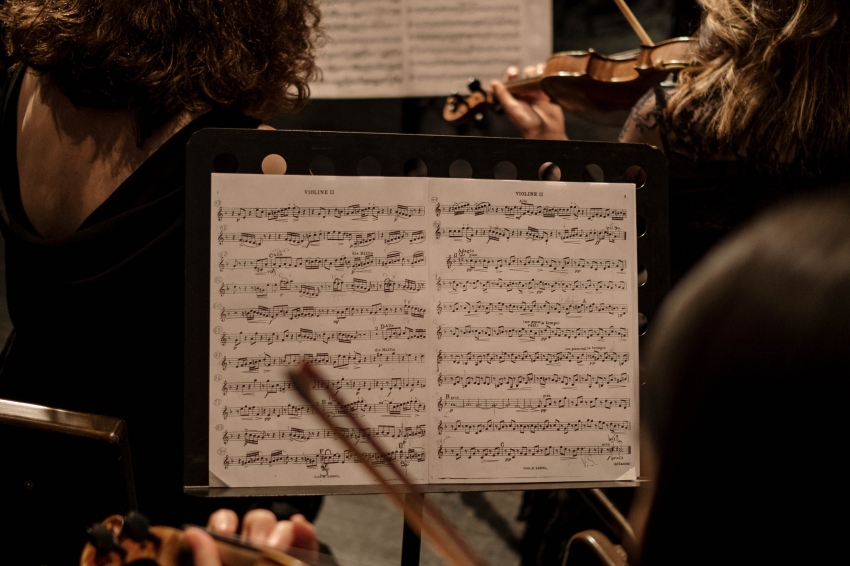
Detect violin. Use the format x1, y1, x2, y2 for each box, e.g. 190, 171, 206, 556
443, 37, 697, 125
80, 512, 311, 566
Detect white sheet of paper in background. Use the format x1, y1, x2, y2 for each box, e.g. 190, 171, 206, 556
311, 0, 552, 98
208, 175, 638, 488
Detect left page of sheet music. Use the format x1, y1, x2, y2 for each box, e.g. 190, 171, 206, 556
209, 175, 430, 487
311, 0, 551, 98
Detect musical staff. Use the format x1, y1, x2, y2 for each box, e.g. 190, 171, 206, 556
436, 326, 628, 340
223, 425, 427, 445
221, 352, 426, 371
220, 303, 426, 322
436, 351, 629, 366
436, 301, 627, 317
445, 255, 625, 271
436, 277, 626, 293
218, 204, 425, 221
222, 377, 426, 397
208, 174, 641, 486
220, 327, 426, 348
220, 251, 425, 273
223, 448, 426, 470
437, 444, 631, 459
435, 201, 626, 220
223, 398, 426, 420
435, 225, 625, 245
219, 229, 426, 248
437, 396, 630, 411
436, 373, 630, 389
438, 419, 631, 435
220, 278, 425, 297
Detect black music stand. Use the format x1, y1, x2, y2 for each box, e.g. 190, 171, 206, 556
0, 399, 136, 565
184, 130, 669, 565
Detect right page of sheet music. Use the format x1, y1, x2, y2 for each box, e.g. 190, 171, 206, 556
427, 179, 639, 483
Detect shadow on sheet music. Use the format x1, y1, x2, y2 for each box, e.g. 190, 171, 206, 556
0, 398, 135, 565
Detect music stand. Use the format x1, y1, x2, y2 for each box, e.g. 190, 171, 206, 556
184, 129, 669, 564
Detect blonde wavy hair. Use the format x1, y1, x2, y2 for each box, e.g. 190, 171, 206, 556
668, 0, 850, 173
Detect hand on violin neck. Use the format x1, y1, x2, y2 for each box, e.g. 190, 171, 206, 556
491, 79, 567, 141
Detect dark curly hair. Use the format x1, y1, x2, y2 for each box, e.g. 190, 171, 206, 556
2, 0, 323, 141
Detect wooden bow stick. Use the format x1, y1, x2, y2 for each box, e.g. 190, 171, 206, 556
612, 0, 655, 46
288, 363, 486, 566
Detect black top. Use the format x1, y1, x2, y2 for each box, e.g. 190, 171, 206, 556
0, 66, 260, 524
641, 86, 838, 282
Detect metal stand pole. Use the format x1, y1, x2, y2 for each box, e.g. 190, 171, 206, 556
400, 493, 423, 566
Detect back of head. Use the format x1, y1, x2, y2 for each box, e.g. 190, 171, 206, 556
641, 189, 850, 563
669, 0, 850, 174
1, 0, 323, 141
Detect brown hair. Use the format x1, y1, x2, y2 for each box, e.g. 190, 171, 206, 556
668, 0, 850, 173
2, 0, 323, 141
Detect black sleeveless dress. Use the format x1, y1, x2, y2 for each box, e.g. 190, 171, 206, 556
0, 66, 262, 525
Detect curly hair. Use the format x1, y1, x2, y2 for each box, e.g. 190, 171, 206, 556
668, 0, 850, 174
2, 0, 323, 141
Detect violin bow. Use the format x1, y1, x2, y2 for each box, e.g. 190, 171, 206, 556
289, 363, 486, 566
612, 0, 654, 46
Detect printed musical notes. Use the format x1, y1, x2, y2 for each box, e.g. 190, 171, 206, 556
210, 176, 432, 487
437, 419, 631, 435
218, 204, 425, 221
208, 175, 638, 487
219, 251, 425, 273
435, 351, 629, 367
219, 327, 426, 349
221, 377, 425, 397
436, 301, 627, 317
436, 277, 626, 293
223, 425, 427, 445
220, 278, 425, 297
436, 396, 630, 411
219, 304, 426, 322
435, 224, 625, 245
436, 326, 628, 341
223, 398, 426, 420
428, 177, 638, 481
221, 352, 426, 371
310, 1, 551, 99
436, 373, 630, 389
435, 201, 626, 220
444, 254, 625, 271
218, 229, 426, 248
436, 444, 630, 460
223, 448, 426, 473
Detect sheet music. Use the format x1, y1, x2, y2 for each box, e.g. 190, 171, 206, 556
427, 179, 639, 483
311, 0, 552, 98
210, 176, 431, 487
208, 175, 638, 488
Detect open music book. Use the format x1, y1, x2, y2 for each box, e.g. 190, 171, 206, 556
207, 175, 639, 488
